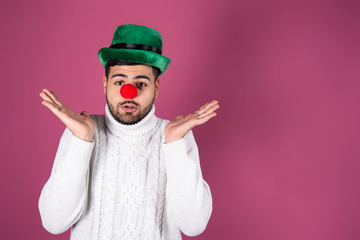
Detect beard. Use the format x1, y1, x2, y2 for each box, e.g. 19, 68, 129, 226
106, 94, 155, 125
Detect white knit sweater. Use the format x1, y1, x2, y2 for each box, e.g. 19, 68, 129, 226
38, 104, 212, 240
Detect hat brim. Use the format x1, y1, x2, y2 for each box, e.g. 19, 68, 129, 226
98, 48, 171, 76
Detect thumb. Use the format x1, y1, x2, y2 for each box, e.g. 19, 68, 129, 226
175, 115, 184, 121
81, 111, 90, 117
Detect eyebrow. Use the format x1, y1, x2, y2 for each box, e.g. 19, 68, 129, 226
134, 75, 150, 81
111, 73, 127, 79
111, 73, 151, 82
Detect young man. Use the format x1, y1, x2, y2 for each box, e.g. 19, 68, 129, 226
38, 24, 219, 240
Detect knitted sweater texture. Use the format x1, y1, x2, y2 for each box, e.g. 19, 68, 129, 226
38, 104, 212, 240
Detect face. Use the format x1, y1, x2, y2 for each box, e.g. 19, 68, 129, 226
103, 64, 160, 125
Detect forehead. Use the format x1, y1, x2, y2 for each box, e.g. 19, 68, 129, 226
109, 64, 154, 78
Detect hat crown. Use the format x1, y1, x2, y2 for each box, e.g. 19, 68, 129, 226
111, 24, 163, 51
98, 24, 171, 76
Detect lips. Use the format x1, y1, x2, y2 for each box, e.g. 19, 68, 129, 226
120, 103, 137, 113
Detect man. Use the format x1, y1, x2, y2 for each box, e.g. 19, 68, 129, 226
38, 24, 219, 240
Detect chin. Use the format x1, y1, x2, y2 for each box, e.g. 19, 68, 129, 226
119, 116, 141, 125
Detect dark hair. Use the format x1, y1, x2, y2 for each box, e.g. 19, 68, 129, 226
105, 60, 160, 81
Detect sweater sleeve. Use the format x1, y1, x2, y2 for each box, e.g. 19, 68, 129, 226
38, 127, 95, 234
162, 130, 213, 237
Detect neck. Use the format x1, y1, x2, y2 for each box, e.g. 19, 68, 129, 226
104, 103, 159, 138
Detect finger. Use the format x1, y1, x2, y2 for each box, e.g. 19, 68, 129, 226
199, 100, 218, 112
49, 90, 64, 107
197, 101, 211, 112
42, 89, 64, 107
186, 112, 202, 121
42, 89, 56, 102
81, 111, 90, 117
39, 91, 54, 103
175, 115, 184, 120
41, 100, 74, 128
195, 112, 217, 126
171, 115, 185, 127
198, 102, 220, 118
41, 99, 63, 116
165, 115, 184, 130
197, 100, 218, 115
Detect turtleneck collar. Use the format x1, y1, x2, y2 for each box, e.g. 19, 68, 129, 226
104, 103, 159, 138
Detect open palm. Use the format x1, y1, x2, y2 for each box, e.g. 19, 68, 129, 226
165, 100, 220, 143
39, 88, 95, 142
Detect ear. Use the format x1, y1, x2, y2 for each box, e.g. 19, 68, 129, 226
155, 78, 160, 98
103, 74, 107, 95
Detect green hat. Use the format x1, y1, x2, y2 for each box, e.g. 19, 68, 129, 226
98, 24, 171, 76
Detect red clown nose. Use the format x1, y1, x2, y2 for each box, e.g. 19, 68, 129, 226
120, 84, 137, 99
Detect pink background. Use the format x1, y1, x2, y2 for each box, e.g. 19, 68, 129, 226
1, 0, 360, 239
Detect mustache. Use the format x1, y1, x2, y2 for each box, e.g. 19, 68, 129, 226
120, 100, 139, 107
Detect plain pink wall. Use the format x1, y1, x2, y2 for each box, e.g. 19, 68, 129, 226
1, 0, 359, 239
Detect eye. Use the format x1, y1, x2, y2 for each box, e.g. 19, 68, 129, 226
115, 81, 124, 86
136, 82, 147, 88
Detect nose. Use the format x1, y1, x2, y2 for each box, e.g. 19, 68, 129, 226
120, 84, 137, 99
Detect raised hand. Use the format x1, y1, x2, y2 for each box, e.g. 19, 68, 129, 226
39, 88, 95, 142
165, 100, 220, 143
